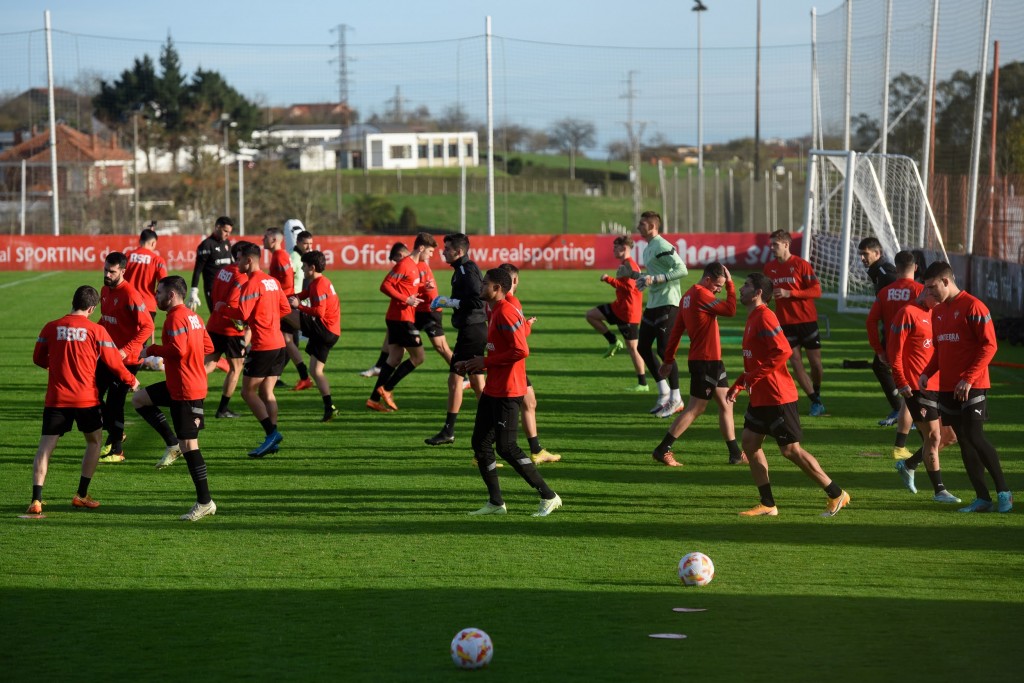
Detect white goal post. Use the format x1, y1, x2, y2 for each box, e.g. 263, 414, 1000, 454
801, 150, 948, 313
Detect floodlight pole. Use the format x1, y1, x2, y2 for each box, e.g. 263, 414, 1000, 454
964, 0, 993, 256
44, 10, 60, 235
843, 0, 852, 151
694, 1, 707, 232
485, 16, 495, 236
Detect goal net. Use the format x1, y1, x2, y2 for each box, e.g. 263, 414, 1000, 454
801, 151, 948, 313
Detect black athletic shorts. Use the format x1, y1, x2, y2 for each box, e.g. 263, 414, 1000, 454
597, 304, 639, 341
906, 389, 940, 423
415, 310, 446, 338
144, 381, 206, 440
386, 319, 423, 349
937, 389, 988, 427
451, 322, 487, 375
210, 331, 246, 359
744, 401, 803, 446
300, 312, 340, 364
42, 406, 103, 436
688, 360, 729, 400
782, 322, 822, 351
244, 348, 287, 378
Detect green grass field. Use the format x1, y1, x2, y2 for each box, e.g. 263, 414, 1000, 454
1, 269, 1021, 682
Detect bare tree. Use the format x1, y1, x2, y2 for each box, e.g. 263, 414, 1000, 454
549, 117, 596, 179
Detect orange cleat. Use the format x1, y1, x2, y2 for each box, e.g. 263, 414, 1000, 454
377, 388, 398, 411
365, 399, 394, 413
293, 378, 314, 392
739, 503, 779, 516
26, 500, 44, 515
654, 450, 683, 467
72, 494, 100, 509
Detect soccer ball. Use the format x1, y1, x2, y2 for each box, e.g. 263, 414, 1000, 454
450, 628, 494, 669
678, 551, 715, 587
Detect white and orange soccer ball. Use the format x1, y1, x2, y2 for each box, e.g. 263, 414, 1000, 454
678, 551, 715, 587
450, 627, 494, 669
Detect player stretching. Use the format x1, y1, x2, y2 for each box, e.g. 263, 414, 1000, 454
123, 227, 167, 325
888, 289, 961, 503
360, 243, 410, 377
764, 229, 825, 416
651, 262, 743, 467
97, 252, 154, 462
188, 216, 233, 311
264, 227, 311, 391
635, 211, 688, 417
857, 237, 901, 425
286, 250, 342, 422
585, 235, 646, 391
366, 234, 432, 412
920, 262, 1012, 513
132, 277, 217, 520
204, 241, 248, 419
727, 273, 851, 517
28, 286, 139, 515
426, 233, 487, 445
221, 242, 291, 458
463, 268, 562, 517
414, 235, 456, 365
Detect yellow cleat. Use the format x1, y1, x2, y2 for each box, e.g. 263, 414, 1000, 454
531, 449, 562, 464
892, 446, 913, 460
739, 503, 779, 517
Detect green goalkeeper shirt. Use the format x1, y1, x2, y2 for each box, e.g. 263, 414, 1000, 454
642, 234, 688, 308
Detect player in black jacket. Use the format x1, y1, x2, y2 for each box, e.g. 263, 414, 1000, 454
858, 236, 902, 425
188, 216, 234, 311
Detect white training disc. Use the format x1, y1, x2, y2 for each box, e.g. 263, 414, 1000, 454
18, 514, 46, 520
648, 633, 687, 639
672, 607, 707, 613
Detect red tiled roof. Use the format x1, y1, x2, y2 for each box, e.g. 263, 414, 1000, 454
0, 124, 133, 164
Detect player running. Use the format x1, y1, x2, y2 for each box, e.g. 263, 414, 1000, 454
359, 242, 410, 378
204, 241, 249, 419
858, 237, 901, 425
585, 235, 646, 391
123, 227, 167, 323
286, 250, 342, 422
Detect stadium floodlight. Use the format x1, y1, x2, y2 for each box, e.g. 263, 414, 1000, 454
692, 0, 707, 232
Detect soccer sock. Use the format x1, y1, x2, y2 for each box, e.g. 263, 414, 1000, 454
218, 395, 231, 413
602, 331, 617, 344
374, 350, 388, 369
259, 417, 275, 436
670, 388, 682, 404
726, 439, 742, 459
32, 484, 43, 502
384, 359, 416, 391
77, 476, 91, 498
296, 362, 309, 381
637, 374, 647, 386
322, 394, 333, 410
475, 456, 504, 506
656, 379, 669, 398
904, 448, 924, 470
926, 469, 947, 494
183, 450, 212, 505
654, 433, 677, 459
894, 432, 909, 448
371, 363, 397, 401
443, 412, 458, 436
527, 436, 542, 454
109, 421, 125, 454
757, 483, 776, 507
809, 391, 822, 403
136, 405, 177, 447
823, 481, 843, 499
812, 383, 821, 397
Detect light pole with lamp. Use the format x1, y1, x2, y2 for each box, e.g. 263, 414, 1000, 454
693, 0, 707, 232
221, 113, 237, 216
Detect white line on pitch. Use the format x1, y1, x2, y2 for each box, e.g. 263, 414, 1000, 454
0, 272, 58, 289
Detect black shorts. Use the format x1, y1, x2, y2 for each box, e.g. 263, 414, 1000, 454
688, 360, 729, 400
415, 311, 446, 338
906, 389, 940, 423
744, 402, 803, 447
42, 406, 103, 436
210, 331, 246, 359
300, 313, 340, 364
244, 348, 287, 378
597, 304, 640, 341
937, 389, 989, 427
451, 322, 488, 375
386, 319, 423, 348
144, 382, 206, 440
782, 322, 822, 351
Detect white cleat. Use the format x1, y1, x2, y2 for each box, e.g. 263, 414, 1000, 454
649, 397, 669, 414
156, 444, 183, 469
469, 502, 507, 515
655, 399, 685, 418
180, 500, 217, 521
358, 366, 381, 377
532, 494, 563, 517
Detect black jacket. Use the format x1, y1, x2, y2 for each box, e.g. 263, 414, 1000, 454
448, 255, 486, 329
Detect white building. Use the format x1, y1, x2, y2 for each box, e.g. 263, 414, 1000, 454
250, 124, 344, 172
333, 125, 479, 171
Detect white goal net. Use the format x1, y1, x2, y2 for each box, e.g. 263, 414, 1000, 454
801, 151, 948, 313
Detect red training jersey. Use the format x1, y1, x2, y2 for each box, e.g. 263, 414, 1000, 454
664, 280, 737, 363
887, 302, 938, 391
601, 257, 642, 324
866, 278, 923, 355
222, 271, 290, 351
483, 297, 530, 398
415, 259, 440, 314
380, 256, 420, 323
922, 291, 997, 391
146, 304, 214, 401
735, 304, 799, 407
124, 247, 167, 312
99, 279, 154, 365
503, 293, 533, 337
207, 264, 249, 337
298, 274, 341, 336
763, 255, 821, 325
35, 314, 135, 408
269, 248, 295, 296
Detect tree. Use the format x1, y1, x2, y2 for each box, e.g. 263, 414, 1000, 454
351, 194, 395, 232
549, 117, 596, 179
437, 104, 473, 131
398, 206, 419, 231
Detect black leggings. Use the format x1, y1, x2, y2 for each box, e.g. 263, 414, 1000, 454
638, 306, 679, 390
872, 353, 901, 412
472, 394, 554, 505
951, 419, 1008, 499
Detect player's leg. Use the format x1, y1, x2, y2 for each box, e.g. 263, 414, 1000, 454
738, 427, 778, 515
651, 395, 707, 466
30, 411, 63, 509
72, 405, 106, 507
360, 333, 390, 377
587, 305, 622, 357
957, 403, 1010, 509
258, 374, 279, 427
469, 394, 506, 513
806, 347, 824, 401
383, 335, 425, 395
430, 333, 453, 365
711, 386, 744, 463
521, 382, 560, 464
284, 327, 311, 389
787, 345, 814, 397
493, 396, 560, 515
637, 317, 669, 412
241, 374, 269, 421
217, 357, 245, 417
132, 382, 180, 459
369, 342, 405, 407
891, 403, 915, 459
872, 353, 902, 419
621, 323, 647, 391
653, 312, 683, 415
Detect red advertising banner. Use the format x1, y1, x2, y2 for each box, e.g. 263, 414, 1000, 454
0, 232, 799, 272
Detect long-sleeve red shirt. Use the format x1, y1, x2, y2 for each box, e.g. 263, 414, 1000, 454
222, 271, 289, 351
887, 302, 938, 391
269, 248, 295, 296
146, 304, 214, 401
600, 257, 642, 324
381, 256, 420, 323
866, 278, 923, 355
35, 314, 135, 408
99, 280, 154, 365
124, 247, 168, 312
763, 255, 821, 325
664, 280, 736, 363
207, 264, 248, 337
734, 304, 798, 407
483, 297, 530, 398
298, 274, 341, 336
922, 291, 997, 391
415, 259, 440, 314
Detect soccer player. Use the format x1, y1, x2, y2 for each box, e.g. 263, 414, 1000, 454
865, 251, 922, 458
291, 228, 314, 296
265, 226, 311, 391
366, 234, 431, 413
651, 261, 743, 467
763, 229, 825, 416
461, 267, 562, 517
205, 241, 249, 419
124, 227, 168, 321
920, 261, 1012, 513
727, 272, 851, 517
634, 211, 689, 418
97, 252, 154, 463
859, 237, 903, 426
426, 233, 487, 445
585, 235, 646, 391
887, 289, 961, 503
132, 276, 217, 520
286, 250, 342, 422
359, 242, 410, 377
500, 263, 561, 464
28, 286, 140, 515
220, 241, 291, 458
188, 216, 234, 311
414, 234, 455, 365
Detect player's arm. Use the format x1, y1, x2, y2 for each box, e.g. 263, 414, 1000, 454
719, 279, 737, 317
962, 304, 998, 385
33, 325, 50, 369
379, 268, 410, 304
485, 314, 529, 368
278, 291, 292, 318
745, 321, 791, 387
191, 242, 209, 289
122, 300, 155, 362
203, 329, 215, 356
887, 319, 911, 392
155, 260, 168, 292
791, 263, 822, 299
865, 299, 884, 356
97, 328, 137, 386
220, 285, 256, 321
662, 308, 688, 366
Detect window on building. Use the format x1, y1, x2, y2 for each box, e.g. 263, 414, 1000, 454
433, 143, 443, 158
466, 142, 474, 158
390, 145, 412, 159
418, 144, 428, 159
448, 143, 458, 158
